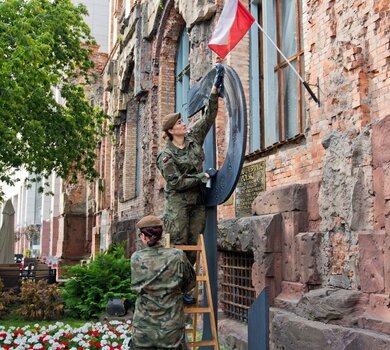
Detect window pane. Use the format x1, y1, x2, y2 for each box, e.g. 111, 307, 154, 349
281, 0, 297, 58
283, 61, 299, 138
249, 1, 261, 152
176, 30, 190, 122
263, 0, 279, 147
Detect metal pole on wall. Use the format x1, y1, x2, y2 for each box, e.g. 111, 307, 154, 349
202, 127, 218, 348
188, 65, 248, 349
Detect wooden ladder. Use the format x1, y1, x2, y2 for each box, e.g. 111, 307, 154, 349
174, 234, 219, 349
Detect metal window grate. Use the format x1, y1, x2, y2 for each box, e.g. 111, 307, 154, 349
221, 250, 256, 323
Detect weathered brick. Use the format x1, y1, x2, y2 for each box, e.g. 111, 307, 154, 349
373, 167, 385, 230
358, 231, 385, 293
296, 232, 322, 285
372, 116, 390, 168
281, 212, 309, 282
275, 281, 307, 309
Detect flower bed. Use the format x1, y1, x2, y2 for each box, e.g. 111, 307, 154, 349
0, 320, 132, 349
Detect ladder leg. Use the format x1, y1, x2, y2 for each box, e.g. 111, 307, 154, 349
200, 235, 219, 350
192, 247, 201, 343
180, 235, 219, 349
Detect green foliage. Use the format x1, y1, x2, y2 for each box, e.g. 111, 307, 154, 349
16, 279, 64, 320
61, 244, 135, 319
24, 248, 32, 257
0, 278, 19, 318
0, 0, 108, 196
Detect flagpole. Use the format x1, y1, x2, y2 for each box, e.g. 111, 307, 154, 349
254, 21, 320, 106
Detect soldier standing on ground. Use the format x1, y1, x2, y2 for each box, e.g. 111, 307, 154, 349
130, 215, 196, 350
156, 64, 224, 267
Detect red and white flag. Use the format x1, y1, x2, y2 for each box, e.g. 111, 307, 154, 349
208, 0, 255, 59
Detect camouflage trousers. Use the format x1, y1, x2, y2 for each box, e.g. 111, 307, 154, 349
163, 198, 205, 265
129, 339, 188, 350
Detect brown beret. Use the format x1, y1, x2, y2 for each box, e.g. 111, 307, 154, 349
162, 112, 181, 132
136, 215, 163, 229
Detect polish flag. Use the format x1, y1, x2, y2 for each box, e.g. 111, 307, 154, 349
208, 0, 255, 59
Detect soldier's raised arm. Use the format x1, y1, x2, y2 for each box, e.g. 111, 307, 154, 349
190, 64, 224, 144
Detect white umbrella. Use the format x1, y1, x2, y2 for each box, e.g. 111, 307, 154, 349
0, 200, 15, 264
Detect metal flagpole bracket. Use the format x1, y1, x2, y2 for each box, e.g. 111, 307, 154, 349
255, 21, 320, 107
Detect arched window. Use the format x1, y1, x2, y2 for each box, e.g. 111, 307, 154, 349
175, 30, 190, 122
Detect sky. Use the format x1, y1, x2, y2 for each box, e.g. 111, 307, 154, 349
1, 169, 28, 200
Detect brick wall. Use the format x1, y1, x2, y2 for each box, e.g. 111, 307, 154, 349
223, 0, 390, 206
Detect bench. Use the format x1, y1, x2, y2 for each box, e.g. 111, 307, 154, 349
0, 263, 56, 291
29, 263, 56, 283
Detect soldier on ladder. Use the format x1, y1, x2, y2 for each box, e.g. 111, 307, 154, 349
157, 62, 224, 305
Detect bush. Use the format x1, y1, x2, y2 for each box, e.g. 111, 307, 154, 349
17, 279, 64, 320
61, 243, 135, 319
0, 278, 18, 319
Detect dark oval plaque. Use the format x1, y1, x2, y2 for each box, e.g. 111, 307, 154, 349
188, 65, 247, 207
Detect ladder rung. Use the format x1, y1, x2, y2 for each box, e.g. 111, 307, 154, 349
174, 235, 219, 349
187, 340, 218, 347
173, 245, 201, 251
184, 306, 211, 314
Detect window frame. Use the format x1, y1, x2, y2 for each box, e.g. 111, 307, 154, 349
250, 0, 304, 152
274, 0, 304, 142
175, 30, 190, 123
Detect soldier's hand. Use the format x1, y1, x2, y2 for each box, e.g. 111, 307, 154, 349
213, 64, 224, 90
205, 168, 218, 178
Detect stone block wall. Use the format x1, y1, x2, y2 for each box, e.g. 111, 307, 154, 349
219, 178, 390, 348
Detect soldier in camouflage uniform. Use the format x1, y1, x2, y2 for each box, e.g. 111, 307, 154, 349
130, 215, 196, 349
157, 67, 224, 265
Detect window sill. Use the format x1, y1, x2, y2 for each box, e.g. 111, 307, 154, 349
246, 133, 305, 161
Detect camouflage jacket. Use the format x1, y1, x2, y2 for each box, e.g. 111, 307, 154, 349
157, 93, 218, 203
130, 243, 196, 348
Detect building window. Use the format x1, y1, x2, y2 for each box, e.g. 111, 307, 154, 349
221, 250, 256, 323
250, 0, 304, 151
175, 30, 190, 122
122, 78, 139, 201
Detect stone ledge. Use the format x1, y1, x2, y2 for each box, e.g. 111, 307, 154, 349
271, 307, 390, 350
218, 315, 247, 350
252, 184, 307, 215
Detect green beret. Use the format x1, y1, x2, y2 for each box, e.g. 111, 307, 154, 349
162, 112, 181, 132
136, 215, 163, 229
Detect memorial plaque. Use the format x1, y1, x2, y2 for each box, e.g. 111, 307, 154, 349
235, 161, 266, 217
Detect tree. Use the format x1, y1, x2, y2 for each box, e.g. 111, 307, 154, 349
0, 0, 107, 199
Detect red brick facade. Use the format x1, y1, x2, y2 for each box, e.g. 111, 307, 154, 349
78, 0, 390, 348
